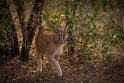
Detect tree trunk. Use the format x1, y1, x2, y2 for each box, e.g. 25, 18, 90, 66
14, 0, 28, 61
66, 0, 80, 56
21, 0, 44, 61
14, 0, 44, 61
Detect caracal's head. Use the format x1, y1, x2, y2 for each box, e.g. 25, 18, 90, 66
53, 23, 70, 44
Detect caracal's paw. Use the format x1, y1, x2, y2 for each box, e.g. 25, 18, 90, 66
37, 67, 42, 73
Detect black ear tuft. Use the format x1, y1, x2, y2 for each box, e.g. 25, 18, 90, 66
54, 26, 58, 33
64, 21, 71, 33
51, 21, 58, 33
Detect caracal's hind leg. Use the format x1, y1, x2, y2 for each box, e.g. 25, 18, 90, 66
36, 52, 43, 72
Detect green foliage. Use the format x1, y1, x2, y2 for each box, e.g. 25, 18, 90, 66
0, 7, 13, 60
42, 0, 124, 64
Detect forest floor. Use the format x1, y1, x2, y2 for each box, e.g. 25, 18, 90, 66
0, 51, 124, 83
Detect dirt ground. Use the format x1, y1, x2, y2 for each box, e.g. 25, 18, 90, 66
0, 53, 124, 83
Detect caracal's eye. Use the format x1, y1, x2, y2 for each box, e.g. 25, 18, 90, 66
63, 33, 67, 39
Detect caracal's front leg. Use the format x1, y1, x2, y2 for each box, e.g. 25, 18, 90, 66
48, 55, 62, 76
54, 54, 60, 62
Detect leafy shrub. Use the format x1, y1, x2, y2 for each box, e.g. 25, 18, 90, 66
42, 0, 124, 65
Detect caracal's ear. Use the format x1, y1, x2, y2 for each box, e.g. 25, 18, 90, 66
54, 25, 58, 33
51, 21, 58, 33
64, 21, 71, 33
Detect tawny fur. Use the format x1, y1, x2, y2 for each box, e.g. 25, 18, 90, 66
35, 26, 67, 76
